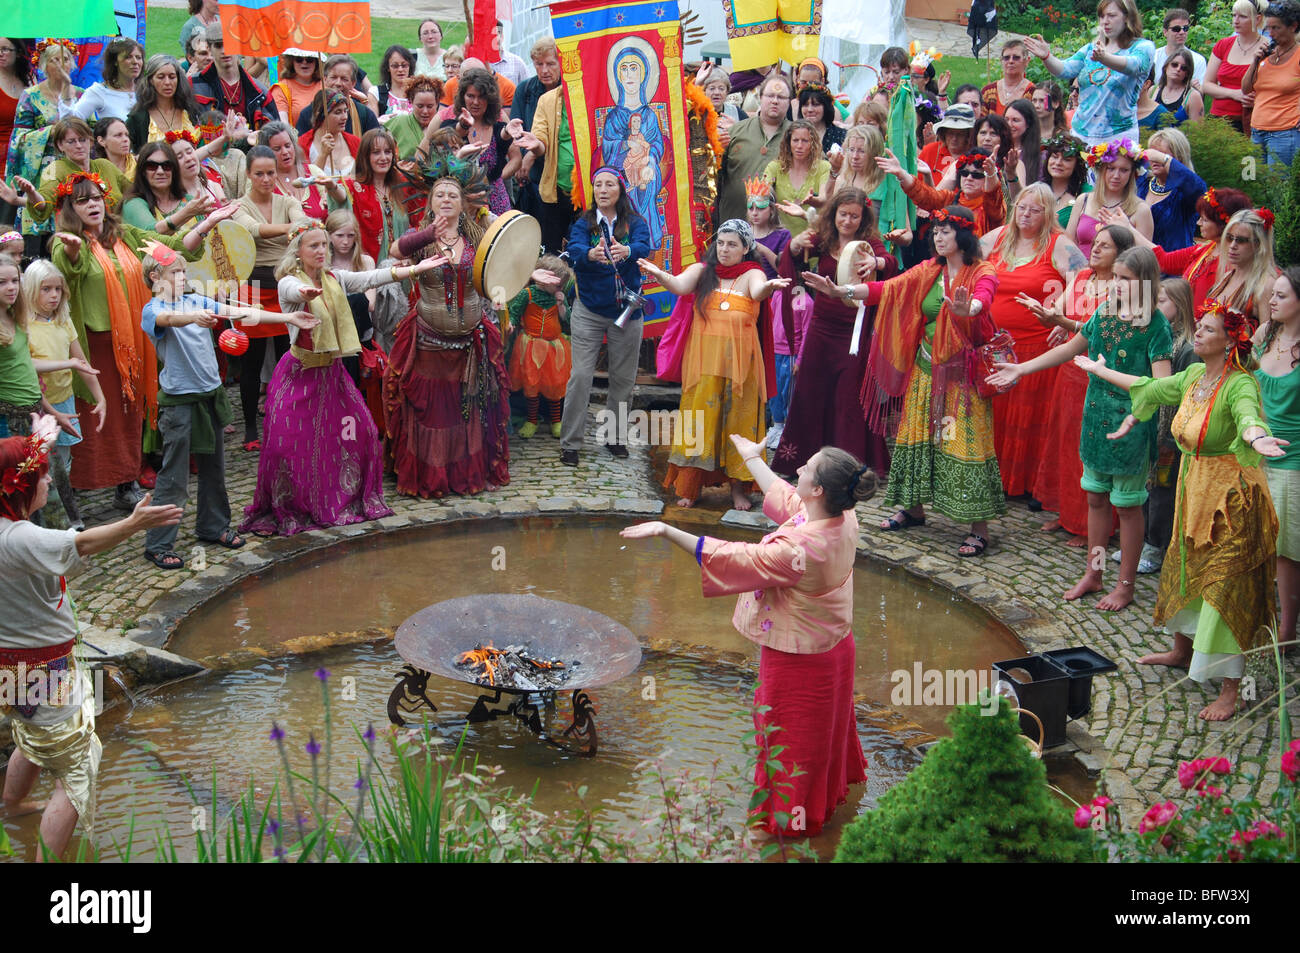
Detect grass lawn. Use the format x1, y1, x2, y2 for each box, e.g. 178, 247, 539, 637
144, 9, 466, 80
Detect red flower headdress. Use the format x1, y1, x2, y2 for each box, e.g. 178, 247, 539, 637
55, 170, 107, 203
930, 207, 976, 230
164, 129, 200, 148
1256, 207, 1274, 229
1201, 186, 1226, 224
0, 432, 50, 520
1197, 299, 1258, 370
955, 153, 987, 168
30, 39, 77, 70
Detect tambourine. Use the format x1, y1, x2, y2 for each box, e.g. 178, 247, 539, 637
189, 219, 256, 293
472, 210, 542, 308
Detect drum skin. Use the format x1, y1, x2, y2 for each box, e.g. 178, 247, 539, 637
472, 210, 542, 306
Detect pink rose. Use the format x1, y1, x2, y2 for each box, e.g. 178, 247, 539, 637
1092, 795, 1113, 809
1253, 820, 1283, 839
1138, 801, 1179, 834
1199, 785, 1224, 799
1073, 805, 1093, 829
1282, 749, 1299, 783
1209, 757, 1231, 774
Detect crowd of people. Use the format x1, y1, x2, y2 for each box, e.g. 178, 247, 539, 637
2, 0, 1299, 852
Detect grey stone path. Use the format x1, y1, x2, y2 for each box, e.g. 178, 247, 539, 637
64, 385, 1298, 824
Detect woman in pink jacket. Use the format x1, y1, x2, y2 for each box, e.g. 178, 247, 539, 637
621, 434, 875, 836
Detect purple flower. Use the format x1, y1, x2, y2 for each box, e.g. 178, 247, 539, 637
269, 723, 285, 742
273, 845, 287, 861
305, 734, 321, 756
353, 776, 367, 791
363, 724, 376, 743
266, 819, 280, 837
315, 667, 330, 682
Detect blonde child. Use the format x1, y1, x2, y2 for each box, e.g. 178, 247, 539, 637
21, 261, 108, 529
506, 254, 573, 438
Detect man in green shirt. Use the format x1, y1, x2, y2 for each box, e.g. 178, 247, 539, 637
716, 73, 792, 224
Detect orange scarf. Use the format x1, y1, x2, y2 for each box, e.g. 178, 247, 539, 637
89, 236, 158, 430
863, 258, 997, 433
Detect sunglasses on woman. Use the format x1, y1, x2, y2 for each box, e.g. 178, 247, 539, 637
144, 160, 173, 172
958, 168, 986, 179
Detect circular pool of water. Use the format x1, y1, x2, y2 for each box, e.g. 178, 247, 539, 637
2, 515, 1029, 861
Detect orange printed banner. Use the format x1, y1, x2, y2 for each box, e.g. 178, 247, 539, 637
220, 0, 371, 58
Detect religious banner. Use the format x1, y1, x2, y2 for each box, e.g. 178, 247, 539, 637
724, 0, 823, 70
551, 0, 700, 336
220, 0, 372, 58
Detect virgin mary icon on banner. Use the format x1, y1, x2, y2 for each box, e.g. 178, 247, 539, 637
599, 38, 667, 253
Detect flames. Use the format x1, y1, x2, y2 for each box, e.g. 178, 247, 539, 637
457, 644, 506, 685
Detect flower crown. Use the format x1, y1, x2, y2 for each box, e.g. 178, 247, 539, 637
1196, 299, 1258, 367
1043, 135, 1085, 159
1255, 207, 1275, 229
1085, 139, 1145, 169
930, 207, 976, 230
799, 82, 835, 101
955, 152, 988, 169
55, 170, 107, 202
30, 39, 77, 70
164, 129, 200, 148
1, 433, 49, 500
288, 220, 325, 244
744, 176, 774, 203
1201, 186, 1227, 224
0, 231, 22, 248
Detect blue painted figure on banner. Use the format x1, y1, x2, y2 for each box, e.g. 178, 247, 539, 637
599, 39, 666, 252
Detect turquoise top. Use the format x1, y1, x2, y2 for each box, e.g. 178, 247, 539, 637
1080, 307, 1172, 474
1254, 346, 1300, 471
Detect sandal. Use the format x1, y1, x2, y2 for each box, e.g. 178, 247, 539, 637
144, 550, 185, 570
242, 440, 261, 452
880, 510, 925, 531
200, 529, 246, 550
957, 534, 988, 558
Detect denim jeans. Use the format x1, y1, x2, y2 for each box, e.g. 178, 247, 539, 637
1252, 126, 1300, 168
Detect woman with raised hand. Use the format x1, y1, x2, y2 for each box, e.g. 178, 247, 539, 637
807, 204, 1006, 557
6, 41, 82, 238
0, 414, 181, 860
120, 140, 213, 234
257, 121, 328, 222
1024, 0, 1156, 147
620, 435, 873, 837
1135, 129, 1205, 253
240, 221, 435, 535
300, 89, 359, 178
1075, 300, 1283, 718
638, 219, 788, 510
1065, 138, 1153, 260
877, 146, 1004, 236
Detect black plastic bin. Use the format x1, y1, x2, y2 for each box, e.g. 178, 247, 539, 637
992, 654, 1072, 748
1045, 646, 1119, 719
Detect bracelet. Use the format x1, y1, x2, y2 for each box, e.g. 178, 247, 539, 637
742, 453, 762, 463
1250, 434, 1267, 445
694, 535, 706, 566
390, 265, 401, 281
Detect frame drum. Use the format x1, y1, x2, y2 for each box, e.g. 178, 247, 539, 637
188, 220, 256, 295
472, 210, 541, 307
836, 240, 871, 285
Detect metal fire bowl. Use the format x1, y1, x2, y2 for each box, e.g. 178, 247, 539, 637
394, 594, 641, 691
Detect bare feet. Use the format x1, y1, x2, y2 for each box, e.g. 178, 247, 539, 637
1040, 518, 1062, 532
731, 485, 753, 511
1137, 649, 1190, 668
1096, 582, 1135, 611
1, 798, 47, 818
676, 497, 695, 508
1199, 695, 1238, 721
1065, 534, 1088, 547
1064, 572, 1104, 601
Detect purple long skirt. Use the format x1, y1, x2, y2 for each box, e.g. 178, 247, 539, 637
240, 353, 393, 536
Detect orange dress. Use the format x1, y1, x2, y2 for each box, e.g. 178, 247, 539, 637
506, 287, 570, 401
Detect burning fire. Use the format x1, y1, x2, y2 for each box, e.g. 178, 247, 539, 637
457, 644, 506, 685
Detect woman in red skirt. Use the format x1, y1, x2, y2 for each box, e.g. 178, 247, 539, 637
621, 436, 875, 837
980, 184, 1087, 499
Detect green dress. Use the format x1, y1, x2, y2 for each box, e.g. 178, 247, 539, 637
1131, 367, 1278, 679
1078, 307, 1172, 476
764, 158, 831, 236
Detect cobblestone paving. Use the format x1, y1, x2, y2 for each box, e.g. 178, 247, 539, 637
62, 392, 1298, 824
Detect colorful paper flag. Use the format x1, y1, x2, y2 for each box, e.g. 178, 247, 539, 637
12, 0, 118, 38
724, 0, 823, 70
551, 0, 700, 336
220, 0, 372, 58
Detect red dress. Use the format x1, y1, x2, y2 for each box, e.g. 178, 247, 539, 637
1155, 241, 1220, 314
1032, 270, 1117, 535
989, 233, 1067, 496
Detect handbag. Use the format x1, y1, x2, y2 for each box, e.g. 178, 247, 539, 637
656, 294, 695, 382
974, 328, 1019, 398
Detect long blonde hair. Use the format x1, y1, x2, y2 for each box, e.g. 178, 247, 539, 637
1085, 154, 1142, 218
1159, 275, 1194, 352
0, 261, 30, 347
1148, 128, 1193, 173
325, 209, 364, 271
20, 259, 72, 326
842, 124, 885, 194
996, 183, 1061, 263
274, 219, 328, 280
1212, 209, 1278, 316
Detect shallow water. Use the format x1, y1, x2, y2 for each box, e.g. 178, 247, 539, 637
3, 516, 1033, 861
